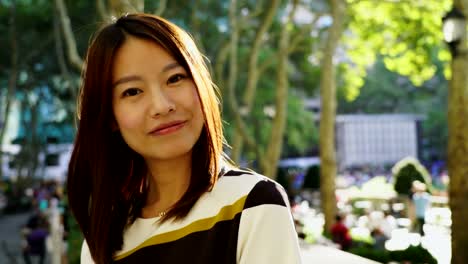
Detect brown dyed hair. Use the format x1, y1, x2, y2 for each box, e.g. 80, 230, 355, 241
67, 14, 224, 263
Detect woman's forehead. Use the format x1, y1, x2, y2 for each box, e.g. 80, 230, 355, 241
112, 37, 177, 74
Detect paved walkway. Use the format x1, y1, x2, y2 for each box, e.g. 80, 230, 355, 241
0, 212, 30, 264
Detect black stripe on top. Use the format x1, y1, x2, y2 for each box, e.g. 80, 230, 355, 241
223, 169, 254, 177
244, 180, 287, 210
114, 213, 241, 264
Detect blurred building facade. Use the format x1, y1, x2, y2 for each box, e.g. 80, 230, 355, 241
1, 98, 74, 183
335, 114, 424, 169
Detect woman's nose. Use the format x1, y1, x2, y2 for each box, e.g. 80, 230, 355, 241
149, 88, 176, 117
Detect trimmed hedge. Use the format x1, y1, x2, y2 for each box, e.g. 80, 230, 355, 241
392, 157, 432, 196
350, 244, 437, 264
303, 165, 320, 190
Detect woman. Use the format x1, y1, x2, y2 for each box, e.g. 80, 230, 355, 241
67, 13, 301, 264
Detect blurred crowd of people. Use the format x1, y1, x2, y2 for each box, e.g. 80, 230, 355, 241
21, 180, 68, 264
292, 180, 433, 253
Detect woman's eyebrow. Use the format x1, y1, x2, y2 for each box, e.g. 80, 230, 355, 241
162, 62, 182, 73
112, 75, 143, 87
113, 62, 182, 87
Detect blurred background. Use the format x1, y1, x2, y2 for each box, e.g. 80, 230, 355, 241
1, 0, 467, 263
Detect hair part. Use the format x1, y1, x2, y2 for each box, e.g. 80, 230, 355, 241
67, 14, 224, 263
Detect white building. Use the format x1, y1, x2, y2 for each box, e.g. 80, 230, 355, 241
1, 143, 72, 183
1, 97, 73, 183
336, 114, 424, 169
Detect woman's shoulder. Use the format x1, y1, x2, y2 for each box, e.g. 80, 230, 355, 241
217, 166, 271, 190
216, 166, 288, 208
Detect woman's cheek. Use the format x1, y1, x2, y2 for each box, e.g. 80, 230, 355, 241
115, 107, 141, 131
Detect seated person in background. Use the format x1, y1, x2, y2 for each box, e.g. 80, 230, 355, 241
380, 210, 397, 238
412, 181, 431, 236
22, 214, 49, 264
370, 228, 387, 250
331, 214, 352, 251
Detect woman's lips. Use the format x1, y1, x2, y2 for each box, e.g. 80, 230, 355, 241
149, 121, 186, 136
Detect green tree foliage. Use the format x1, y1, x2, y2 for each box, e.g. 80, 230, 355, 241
0, 0, 322, 179
0, 0, 87, 179
159, 1, 322, 173
342, 0, 452, 101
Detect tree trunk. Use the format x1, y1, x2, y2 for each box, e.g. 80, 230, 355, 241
319, 0, 345, 232
448, 2, 468, 263
230, 132, 243, 163
26, 102, 40, 179
97, 0, 108, 20
227, 0, 241, 163
53, 4, 77, 105
55, 0, 84, 72
230, 0, 280, 165
154, 0, 167, 16
0, 2, 18, 180
262, 0, 297, 178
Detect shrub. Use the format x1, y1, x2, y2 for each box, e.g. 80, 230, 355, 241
276, 167, 290, 193
389, 245, 437, 264
392, 157, 432, 196
67, 210, 83, 264
303, 165, 320, 190
351, 244, 437, 264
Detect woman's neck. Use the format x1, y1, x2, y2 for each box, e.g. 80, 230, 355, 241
143, 154, 192, 215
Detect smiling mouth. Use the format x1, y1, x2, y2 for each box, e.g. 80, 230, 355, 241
149, 121, 187, 136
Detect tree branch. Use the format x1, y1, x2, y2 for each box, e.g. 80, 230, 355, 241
0, 1, 18, 165
20, 34, 54, 69
154, 0, 167, 16
226, 0, 257, 158
54, 7, 70, 78
242, 0, 280, 112
242, 0, 264, 21
55, 0, 84, 72
288, 13, 324, 53
54, 4, 77, 100
214, 40, 230, 93
348, 0, 413, 4
130, 0, 144, 12
229, 0, 280, 164
189, 0, 206, 54
250, 118, 268, 171
258, 56, 275, 76
263, 0, 298, 176
96, 0, 109, 20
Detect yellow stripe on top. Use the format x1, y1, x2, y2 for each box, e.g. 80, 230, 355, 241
114, 195, 248, 261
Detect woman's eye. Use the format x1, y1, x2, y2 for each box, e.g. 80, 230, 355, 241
167, 74, 187, 84
122, 88, 142, 97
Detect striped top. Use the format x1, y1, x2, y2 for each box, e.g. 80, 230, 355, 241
81, 168, 302, 263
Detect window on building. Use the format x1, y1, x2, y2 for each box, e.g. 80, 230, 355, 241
45, 154, 60, 166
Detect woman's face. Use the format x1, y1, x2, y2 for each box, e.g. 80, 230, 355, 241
112, 36, 204, 162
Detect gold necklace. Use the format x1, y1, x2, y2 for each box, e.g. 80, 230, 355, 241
158, 210, 167, 217
143, 204, 168, 218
